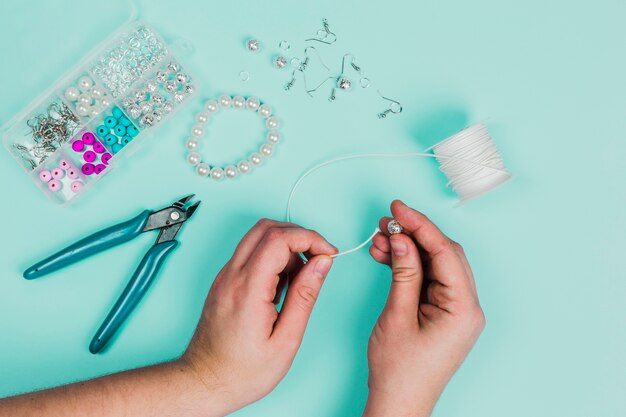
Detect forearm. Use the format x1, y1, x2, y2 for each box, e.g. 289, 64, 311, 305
0, 359, 222, 417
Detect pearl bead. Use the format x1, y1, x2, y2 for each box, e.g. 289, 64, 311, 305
90, 107, 100, 117
186, 139, 199, 150
64, 87, 79, 101
249, 152, 263, 165
76, 103, 88, 116
187, 152, 201, 166
78, 94, 91, 105
196, 163, 210, 177
205, 100, 218, 113
232, 95, 245, 109
267, 130, 280, 144
237, 160, 251, 174
101, 97, 111, 107
78, 76, 93, 91
258, 104, 272, 118
224, 165, 238, 179
210, 167, 224, 180
192, 125, 204, 137
196, 112, 209, 124
246, 97, 260, 110
91, 86, 104, 98
260, 143, 274, 157
266, 117, 279, 129
218, 95, 232, 108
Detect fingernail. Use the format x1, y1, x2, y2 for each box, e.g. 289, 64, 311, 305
314, 256, 332, 277
390, 238, 407, 256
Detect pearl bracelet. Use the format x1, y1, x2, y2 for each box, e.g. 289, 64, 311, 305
185, 95, 281, 180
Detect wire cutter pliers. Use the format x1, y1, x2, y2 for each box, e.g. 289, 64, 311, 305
23, 194, 200, 354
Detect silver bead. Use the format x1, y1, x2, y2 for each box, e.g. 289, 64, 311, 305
184, 84, 195, 95
122, 97, 134, 108
175, 72, 188, 84
246, 39, 260, 53
387, 219, 403, 235
196, 112, 209, 124
141, 114, 155, 126
192, 125, 204, 137
187, 152, 200, 166
156, 71, 168, 82
224, 165, 238, 179
173, 92, 185, 103
338, 78, 351, 91
167, 61, 180, 73
162, 101, 174, 113
196, 162, 210, 177
145, 79, 158, 92
274, 55, 288, 69
237, 160, 251, 174
267, 130, 280, 144
266, 117, 279, 129
140, 102, 153, 115
249, 152, 263, 165
218, 95, 232, 108
128, 105, 141, 118
205, 100, 218, 113
246, 97, 260, 110
164, 80, 177, 92
152, 93, 164, 105
210, 167, 224, 180
258, 104, 271, 118
186, 139, 199, 150
134, 90, 147, 101
260, 143, 274, 156
152, 110, 162, 122
232, 95, 246, 109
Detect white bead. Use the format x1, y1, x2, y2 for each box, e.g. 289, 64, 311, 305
196, 112, 209, 124
260, 143, 274, 156
224, 165, 238, 178
258, 104, 272, 118
218, 95, 232, 108
192, 125, 204, 137
250, 152, 263, 165
205, 100, 218, 113
266, 117, 279, 129
64, 87, 79, 101
78, 76, 93, 91
187, 152, 201, 166
78, 94, 91, 105
101, 97, 111, 107
76, 103, 88, 116
186, 139, 199, 150
232, 95, 245, 109
267, 130, 280, 144
90, 107, 100, 117
91, 86, 104, 98
210, 167, 224, 180
237, 160, 251, 173
196, 163, 210, 177
246, 97, 260, 110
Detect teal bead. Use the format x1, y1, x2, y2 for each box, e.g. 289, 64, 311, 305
127, 125, 139, 137
111, 143, 123, 154
96, 125, 108, 137
121, 136, 133, 145
112, 107, 123, 118
104, 116, 118, 128
114, 125, 127, 136
104, 134, 117, 146
119, 116, 131, 126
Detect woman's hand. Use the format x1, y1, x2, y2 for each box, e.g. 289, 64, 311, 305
364, 200, 485, 417
182, 219, 337, 416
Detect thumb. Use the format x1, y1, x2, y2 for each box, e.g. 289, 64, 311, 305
272, 255, 333, 348
382, 233, 423, 324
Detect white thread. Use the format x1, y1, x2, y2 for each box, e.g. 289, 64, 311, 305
287, 123, 511, 258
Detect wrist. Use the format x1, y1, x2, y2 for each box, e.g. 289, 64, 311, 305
363, 388, 439, 417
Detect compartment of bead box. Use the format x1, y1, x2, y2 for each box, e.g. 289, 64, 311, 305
1, 20, 195, 205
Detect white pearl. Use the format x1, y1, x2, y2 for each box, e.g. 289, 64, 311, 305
210, 167, 224, 180
76, 103, 88, 116
260, 143, 274, 156
187, 152, 201, 166
237, 160, 251, 173
232, 95, 245, 109
196, 112, 209, 124
249, 152, 263, 165
91, 86, 104, 98
196, 163, 210, 177
246, 97, 260, 110
78, 94, 91, 105
267, 130, 280, 144
64, 87, 79, 101
90, 107, 100, 117
205, 100, 218, 113
101, 97, 111, 107
224, 165, 238, 178
258, 104, 272, 118
192, 125, 204, 137
78, 76, 93, 91
218, 95, 232, 108
186, 139, 199, 150
266, 117, 279, 129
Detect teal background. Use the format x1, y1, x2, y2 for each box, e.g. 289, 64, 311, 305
0, 1, 624, 416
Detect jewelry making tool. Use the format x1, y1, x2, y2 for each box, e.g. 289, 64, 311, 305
23, 194, 201, 353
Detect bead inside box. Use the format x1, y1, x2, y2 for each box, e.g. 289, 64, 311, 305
1, 20, 195, 205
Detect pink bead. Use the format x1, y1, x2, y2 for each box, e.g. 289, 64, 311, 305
48, 179, 61, 192
94, 164, 106, 175
39, 170, 52, 182
70, 181, 83, 192
51, 168, 64, 180
93, 141, 105, 153
82, 163, 95, 175
72, 140, 85, 153
67, 168, 79, 179
82, 132, 95, 145
83, 150, 96, 163
59, 159, 71, 170
101, 153, 112, 165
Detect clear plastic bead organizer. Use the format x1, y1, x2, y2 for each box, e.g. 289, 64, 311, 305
1, 20, 196, 205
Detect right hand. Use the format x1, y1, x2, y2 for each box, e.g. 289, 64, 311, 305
364, 200, 485, 417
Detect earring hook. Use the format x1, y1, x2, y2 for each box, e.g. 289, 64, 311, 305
304, 46, 330, 71
306, 76, 334, 97
377, 90, 403, 114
